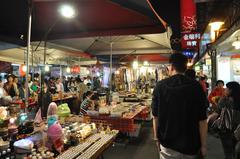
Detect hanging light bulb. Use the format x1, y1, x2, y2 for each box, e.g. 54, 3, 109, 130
59, 4, 76, 19
132, 60, 138, 69
143, 61, 149, 66
209, 21, 224, 31
45, 65, 50, 72
66, 66, 71, 73
22, 65, 27, 72
209, 21, 224, 41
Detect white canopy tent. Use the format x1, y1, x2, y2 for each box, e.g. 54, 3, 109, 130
0, 32, 172, 66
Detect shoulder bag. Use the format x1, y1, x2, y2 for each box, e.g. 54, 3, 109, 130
212, 104, 239, 132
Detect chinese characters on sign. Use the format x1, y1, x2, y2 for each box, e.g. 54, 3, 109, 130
181, 0, 197, 32
181, 32, 201, 49
180, 0, 200, 52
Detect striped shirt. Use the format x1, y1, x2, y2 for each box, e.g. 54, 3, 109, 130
80, 98, 91, 114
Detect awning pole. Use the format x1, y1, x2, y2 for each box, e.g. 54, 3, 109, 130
79, 57, 81, 77
109, 41, 113, 103
25, 0, 32, 110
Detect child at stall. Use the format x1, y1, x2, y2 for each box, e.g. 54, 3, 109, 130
46, 115, 64, 155
47, 102, 58, 117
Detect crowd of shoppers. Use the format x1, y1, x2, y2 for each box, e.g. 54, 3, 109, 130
0, 74, 102, 118
0, 74, 101, 100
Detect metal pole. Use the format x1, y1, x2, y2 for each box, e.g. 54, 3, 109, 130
31, 46, 34, 67
39, 66, 41, 92
109, 42, 113, 103
44, 41, 47, 65
136, 56, 139, 94
79, 57, 81, 77
25, 0, 32, 110
210, 49, 217, 89
110, 42, 113, 90
60, 64, 62, 80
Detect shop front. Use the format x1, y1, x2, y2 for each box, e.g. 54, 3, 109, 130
214, 26, 240, 84
216, 52, 240, 84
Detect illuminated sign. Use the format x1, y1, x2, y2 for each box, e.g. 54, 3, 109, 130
71, 66, 80, 74
182, 32, 201, 49
183, 49, 198, 59
181, 0, 199, 50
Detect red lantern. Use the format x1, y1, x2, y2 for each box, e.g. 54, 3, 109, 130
19, 64, 26, 77
70, 65, 80, 74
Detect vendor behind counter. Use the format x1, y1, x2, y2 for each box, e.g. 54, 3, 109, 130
38, 82, 52, 118
80, 91, 99, 115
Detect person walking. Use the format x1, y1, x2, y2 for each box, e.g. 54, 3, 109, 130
208, 81, 240, 159
152, 53, 208, 159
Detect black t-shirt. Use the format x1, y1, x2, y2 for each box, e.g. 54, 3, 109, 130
152, 74, 207, 155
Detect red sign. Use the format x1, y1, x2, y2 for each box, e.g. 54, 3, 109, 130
180, 0, 197, 33
181, 32, 201, 49
70, 66, 80, 74
181, 0, 198, 50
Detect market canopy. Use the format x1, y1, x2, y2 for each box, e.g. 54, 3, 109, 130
0, 0, 180, 64
216, 29, 240, 57
45, 32, 173, 62
0, 32, 172, 64
0, 46, 95, 65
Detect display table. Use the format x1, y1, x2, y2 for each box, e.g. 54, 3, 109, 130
83, 105, 147, 133
52, 95, 77, 102
56, 133, 117, 159
118, 92, 152, 121
52, 93, 78, 114
11, 99, 37, 110
15, 120, 118, 159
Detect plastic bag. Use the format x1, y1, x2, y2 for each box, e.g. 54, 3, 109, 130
57, 103, 71, 117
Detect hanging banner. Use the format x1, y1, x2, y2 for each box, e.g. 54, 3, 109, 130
181, 0, 197, 33
71, 66, 80, 74
181, 0, 200, 51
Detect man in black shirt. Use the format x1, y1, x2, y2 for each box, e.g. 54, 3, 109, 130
152, 53, 208, 158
